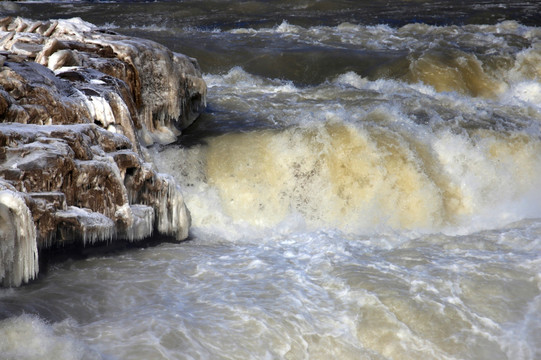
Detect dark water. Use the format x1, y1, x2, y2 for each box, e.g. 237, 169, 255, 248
1, 1, 541, 359
8, 0, 541, 28
5, 1, 541, 81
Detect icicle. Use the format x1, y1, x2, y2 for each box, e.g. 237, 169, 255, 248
55, 207, 115, 246
125, 205, 154, 242
0, 190, 38, 287
154, 174, 190, 241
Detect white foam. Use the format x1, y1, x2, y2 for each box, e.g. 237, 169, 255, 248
509, 81, 541, 104
275, 20, 301, 34
334, 71, 369, 89
0, 315, 102, 360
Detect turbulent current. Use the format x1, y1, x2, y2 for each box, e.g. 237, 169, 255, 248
1, 1, 541, 359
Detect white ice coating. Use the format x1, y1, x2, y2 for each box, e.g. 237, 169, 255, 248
85, 95, 117, 129
152, 174, 191, 241
1, 16, 206, 146
55, 206, 115, 246
76, 19, 206, 145
124, 205, 155, 241
0, 190, 38, 287
55, 18, 96, 38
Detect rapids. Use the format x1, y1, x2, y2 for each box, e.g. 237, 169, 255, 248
1, 1, 541, 359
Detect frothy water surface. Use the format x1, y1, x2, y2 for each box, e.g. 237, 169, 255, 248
2, 1, 541, 359
1, 224, 540, 359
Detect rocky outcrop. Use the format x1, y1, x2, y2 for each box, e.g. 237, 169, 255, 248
0, 16, 206, 145
0, 17, 206, 286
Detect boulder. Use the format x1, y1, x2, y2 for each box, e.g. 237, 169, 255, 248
0, 17, 205, 286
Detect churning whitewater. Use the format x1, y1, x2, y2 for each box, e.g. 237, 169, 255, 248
1, 1, 541, 360
157, 65, 541, 236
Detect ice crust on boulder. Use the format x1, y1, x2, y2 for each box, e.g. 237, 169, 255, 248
0, 17, 202, 286
0, 16, 207, 145
55, 206, 115, 246
1, 123, 191, 245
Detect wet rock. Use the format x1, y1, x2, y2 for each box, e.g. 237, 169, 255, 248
0, 17, 204, 286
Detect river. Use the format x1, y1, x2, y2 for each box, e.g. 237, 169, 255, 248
1, 1, 541, 359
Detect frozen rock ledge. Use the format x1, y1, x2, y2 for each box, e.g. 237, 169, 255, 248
0, 17, 206, 286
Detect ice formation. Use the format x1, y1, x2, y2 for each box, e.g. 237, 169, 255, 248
0, 16, 205, 286
0, 187, 38, 287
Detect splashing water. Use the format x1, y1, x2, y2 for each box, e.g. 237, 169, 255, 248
2, 1, 541, 359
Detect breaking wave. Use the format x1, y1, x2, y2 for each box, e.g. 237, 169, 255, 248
153, 67, 541, 238
0, 315, 101, 360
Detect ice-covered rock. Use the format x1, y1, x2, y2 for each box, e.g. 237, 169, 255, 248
0, 16, 206, 145
0, 16, 203, 286
0, 122, 191, 254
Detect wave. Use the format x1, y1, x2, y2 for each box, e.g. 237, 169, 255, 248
148, 19, 541, 238
177, 20, 541, 92
110, 18, 541, 92
153, 68, 541, 238
0, 314, 101, 360
224, 20, 540, 52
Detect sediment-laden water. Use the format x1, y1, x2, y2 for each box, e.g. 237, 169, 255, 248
1, 1, 541, 359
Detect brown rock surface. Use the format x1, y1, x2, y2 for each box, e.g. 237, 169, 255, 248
0, 17, 205, 286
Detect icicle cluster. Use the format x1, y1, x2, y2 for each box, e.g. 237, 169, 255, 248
123, 205, 155, 242
153, 174, 191, 241
0, 190, 38, 287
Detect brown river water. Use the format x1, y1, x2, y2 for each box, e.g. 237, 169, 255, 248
1, 1, 541, 359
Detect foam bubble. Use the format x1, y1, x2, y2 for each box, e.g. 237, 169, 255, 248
510, 81, 541, 104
